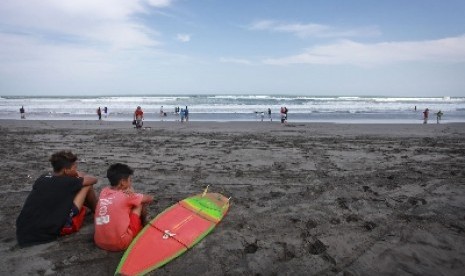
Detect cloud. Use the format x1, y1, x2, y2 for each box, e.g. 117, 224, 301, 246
263, 35, 465, 66
219, 57, 252, 65
176, 34, 191, 42
249, 20, 380, 38
147, 0, 174, 8
0, 0, 177, 85
0, 0, 174, 51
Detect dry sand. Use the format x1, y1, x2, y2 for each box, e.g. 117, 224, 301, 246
1, 119, 465, 275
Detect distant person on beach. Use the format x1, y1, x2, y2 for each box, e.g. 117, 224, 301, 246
20, 106, 25, 119
94, 163, 153, 251
16, 150, 98, 247
160, 106, 164, 117
180, 108, 185, 122
104, 107, 108, 118
268, 108, 272, 121
280, 107, 285, 123
423, 108, 429, 124
134, 106, 144, 129
260, 111, 265, 121
435, 110, 443, 124
185, 106, 189, 122
97, 107, 102, 120
175, 106, 180, 121
280, 107, 288, 124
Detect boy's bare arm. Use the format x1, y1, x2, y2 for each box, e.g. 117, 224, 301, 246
77, 171, 98, 186
142, 194, 153, 204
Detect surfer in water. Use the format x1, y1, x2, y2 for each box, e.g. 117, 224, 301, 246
94, 163, 153, 251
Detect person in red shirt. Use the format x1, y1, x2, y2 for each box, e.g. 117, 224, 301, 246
423, 108, 429, 124
94, 163, 153, 251
133, 106, 144, 128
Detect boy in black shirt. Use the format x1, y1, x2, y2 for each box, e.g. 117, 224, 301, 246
16, 151, 98, 247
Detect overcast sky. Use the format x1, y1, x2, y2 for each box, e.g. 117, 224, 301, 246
1, 0, 465, 97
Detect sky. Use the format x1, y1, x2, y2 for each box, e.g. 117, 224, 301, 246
1, 0, 465, 97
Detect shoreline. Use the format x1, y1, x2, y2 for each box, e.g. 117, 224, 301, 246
1, 119, 464, 275
2, 112, 464, 124
2, 118, 465, 132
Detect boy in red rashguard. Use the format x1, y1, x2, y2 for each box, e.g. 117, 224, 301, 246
94, 163, 153, 251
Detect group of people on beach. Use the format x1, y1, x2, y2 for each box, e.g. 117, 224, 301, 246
422, 108, 444, 124
16, 150, 153, 252
96, 107, 109, 120
256, 107, 288, 123
19, 105, 445, 124
132, 106, 190, 129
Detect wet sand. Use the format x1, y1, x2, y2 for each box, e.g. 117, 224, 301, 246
1, 119, 465, 275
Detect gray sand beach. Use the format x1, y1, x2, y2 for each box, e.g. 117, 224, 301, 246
1, 119, 464, 275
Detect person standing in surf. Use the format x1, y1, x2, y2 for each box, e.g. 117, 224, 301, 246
134, 106, 144, 129
94, 163, 153, 251
180, 108, 185, 122
97, 107, 102, 120
435, 110, 443, 124
184, 106, 189, 122
280, 107, 288, 124
423, 108, 429, 124
16, 151, 98, 247
20, 106, 26, 119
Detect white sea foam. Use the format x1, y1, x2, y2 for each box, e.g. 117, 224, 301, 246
1, 95, 464, 122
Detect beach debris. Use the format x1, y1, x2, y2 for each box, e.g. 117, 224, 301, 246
363, 221, 377, 231
407, 197, 427, 206
244, 240, 258, 254
308, 239, 327, 255
336, 197, 349, 209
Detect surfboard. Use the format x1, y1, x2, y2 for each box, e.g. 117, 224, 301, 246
115, 188, 230, 276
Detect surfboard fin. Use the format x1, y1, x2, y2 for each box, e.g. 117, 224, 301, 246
223, 197, 232, 209
202, 185, 210, 197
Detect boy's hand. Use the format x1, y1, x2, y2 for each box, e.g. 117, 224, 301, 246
77, 171, 98, 186
142, 194, 154, 204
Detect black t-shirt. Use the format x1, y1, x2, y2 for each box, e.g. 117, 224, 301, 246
16, 173, 83, 247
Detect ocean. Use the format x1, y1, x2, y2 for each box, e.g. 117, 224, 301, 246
1, 95, 464, 123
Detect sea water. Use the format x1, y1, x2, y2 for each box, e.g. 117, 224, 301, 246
1, 95, 464, 123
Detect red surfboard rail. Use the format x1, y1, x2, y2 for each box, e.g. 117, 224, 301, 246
116, 192, 230, 276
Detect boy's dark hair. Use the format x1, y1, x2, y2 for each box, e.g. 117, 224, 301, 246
107, 163, 134, 187
49, 151, 78, 172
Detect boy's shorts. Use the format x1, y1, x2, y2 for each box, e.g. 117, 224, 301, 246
128, 213, 142, 236
60, 204, 86, 236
